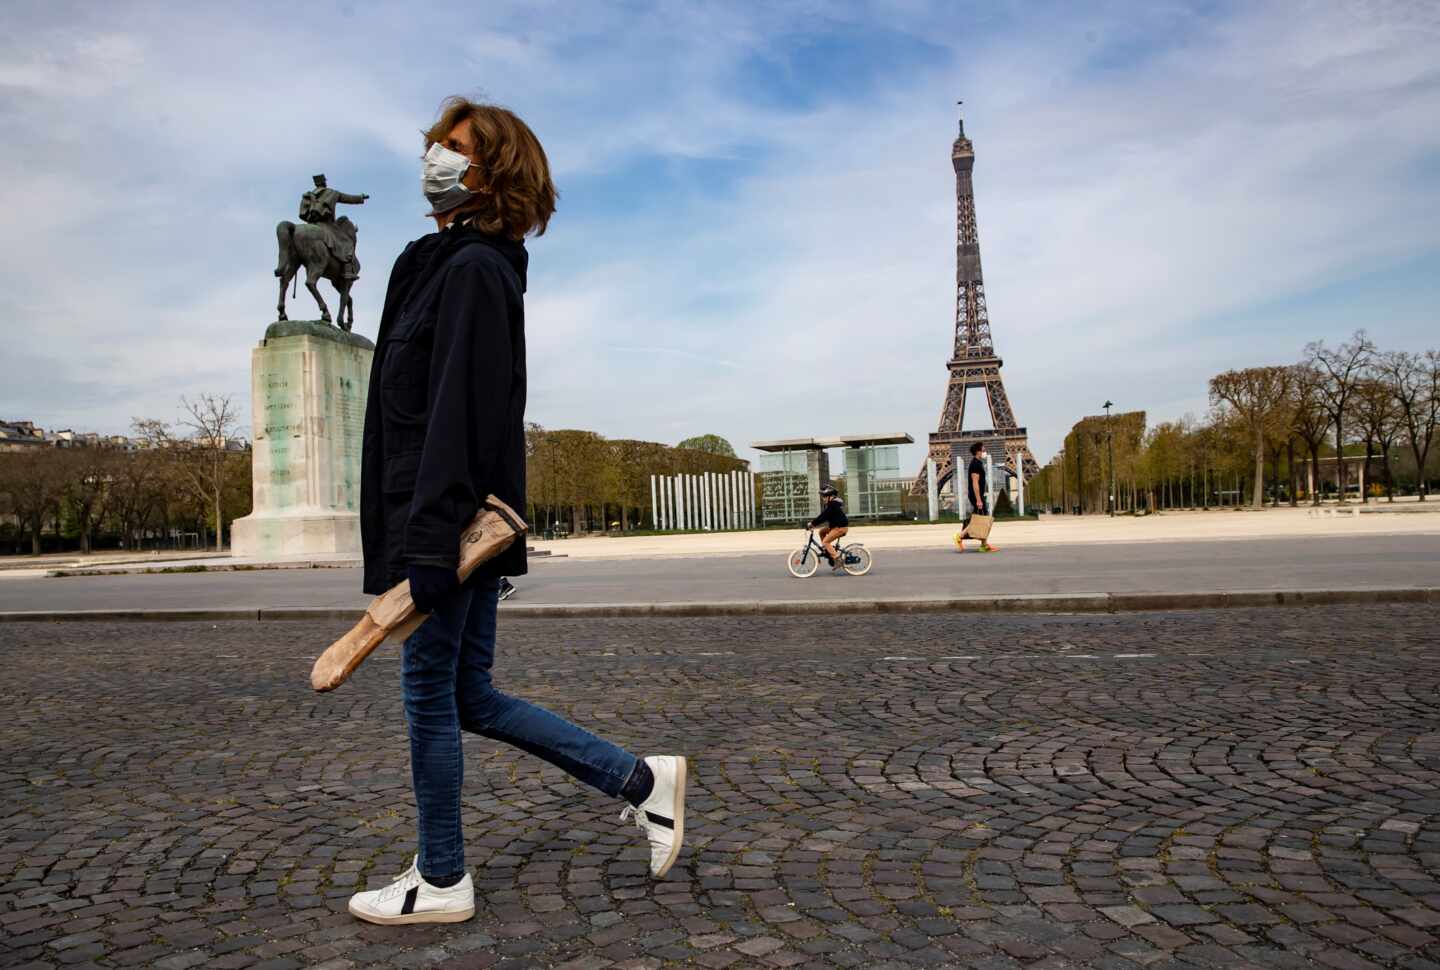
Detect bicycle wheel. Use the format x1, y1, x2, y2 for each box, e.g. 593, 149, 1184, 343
841, 544, 873, 576
787, 546, 819, 578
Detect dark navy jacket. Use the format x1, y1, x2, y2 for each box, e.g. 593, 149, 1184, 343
359, 223, 528, 595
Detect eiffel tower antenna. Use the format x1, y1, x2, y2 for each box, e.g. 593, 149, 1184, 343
912, 110, 1038, 497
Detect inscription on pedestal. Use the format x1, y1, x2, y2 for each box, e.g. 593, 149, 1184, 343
232, 327, 373, 558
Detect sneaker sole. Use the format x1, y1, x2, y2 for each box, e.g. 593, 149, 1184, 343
654, 757, 687, 879
348, 901, 476, 925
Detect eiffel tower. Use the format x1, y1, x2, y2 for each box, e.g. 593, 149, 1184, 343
913, 109, 1038, 497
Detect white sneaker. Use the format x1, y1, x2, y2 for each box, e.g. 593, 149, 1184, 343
620, 755, 687, 878
348, 857, 475, 925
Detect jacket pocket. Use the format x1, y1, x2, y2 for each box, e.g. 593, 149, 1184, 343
379, 313, 431, 424
382, 451, 422, 495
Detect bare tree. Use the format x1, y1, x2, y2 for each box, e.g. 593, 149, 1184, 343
1288, 365, 1330, 505
107, 449, 166, 549
134, 394, 240, 550
0, 449, 67, 555
1209, 366, 1293, 509
1305, 331, 1376, 503
58, 447, 116, 554
1375, 349, 1439, 501
1352, 376, 1404, 502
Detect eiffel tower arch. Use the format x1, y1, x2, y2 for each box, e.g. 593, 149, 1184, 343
913, 111, 1038, 498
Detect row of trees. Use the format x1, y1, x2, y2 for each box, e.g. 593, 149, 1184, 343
0, 395, 250, 555
527, 426, 747, 534
0, 407, 744, 555
1028, 333, 1440, 512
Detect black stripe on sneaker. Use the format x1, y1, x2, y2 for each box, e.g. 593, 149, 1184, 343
646, 813, 674, 830
401, 886, 418, 915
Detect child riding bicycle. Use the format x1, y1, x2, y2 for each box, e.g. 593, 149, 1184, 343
809, 484, 849, 574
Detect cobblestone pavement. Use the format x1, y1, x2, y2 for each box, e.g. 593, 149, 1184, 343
4, 606, 1440, 970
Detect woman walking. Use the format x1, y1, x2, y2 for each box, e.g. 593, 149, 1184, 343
348, 98, 687, 925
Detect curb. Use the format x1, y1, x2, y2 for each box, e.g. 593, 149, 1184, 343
0, 588, 1435, 623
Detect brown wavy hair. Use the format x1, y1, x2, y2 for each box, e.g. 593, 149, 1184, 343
423, 98, 557, 239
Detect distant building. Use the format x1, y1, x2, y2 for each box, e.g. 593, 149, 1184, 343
0, 420, 147, 453
0, 420, 49, 452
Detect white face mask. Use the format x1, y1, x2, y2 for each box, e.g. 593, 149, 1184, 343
422, 143, 475, 215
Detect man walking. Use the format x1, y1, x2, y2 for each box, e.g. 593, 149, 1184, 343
954, 441, 997, 553
348, 98, 687, 926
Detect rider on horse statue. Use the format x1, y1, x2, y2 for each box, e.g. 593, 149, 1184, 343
274, 174, 370, 329
295, 174, 366, 280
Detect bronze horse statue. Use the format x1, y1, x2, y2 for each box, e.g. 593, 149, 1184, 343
275, 218, 358, 331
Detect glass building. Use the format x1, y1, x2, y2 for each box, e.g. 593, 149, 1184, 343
843, 443, 904, 518
752, 433, 912, 524
755, 440, 829, 525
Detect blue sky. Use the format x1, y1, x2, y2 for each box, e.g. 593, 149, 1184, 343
2, 0, 1437, 474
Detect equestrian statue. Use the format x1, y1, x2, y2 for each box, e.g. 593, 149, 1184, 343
275, 174, 368, 331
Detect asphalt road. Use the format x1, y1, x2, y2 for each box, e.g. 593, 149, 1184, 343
0, 534, 1437, 614
3, 605, 1440, 969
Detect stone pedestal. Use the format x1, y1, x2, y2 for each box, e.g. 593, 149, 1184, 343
231, 321, 374, 558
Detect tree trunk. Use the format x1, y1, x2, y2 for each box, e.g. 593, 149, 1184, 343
1361, 439, 1374, 504
214, 486, 223, 551
1308, 443, 1323, 505
1334, 421, 1347, 503
1287, 439, 1297, 507
1252, 432, 1265, 509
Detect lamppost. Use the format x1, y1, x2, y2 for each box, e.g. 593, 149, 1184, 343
1103, 400, 1116, 517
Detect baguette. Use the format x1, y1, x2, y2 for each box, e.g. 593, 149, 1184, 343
310, 496, 527, 692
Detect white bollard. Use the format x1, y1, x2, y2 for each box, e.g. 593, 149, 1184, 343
1016, 464, 1025, 517
985, 453, 995, 513
650, 475, 658, 530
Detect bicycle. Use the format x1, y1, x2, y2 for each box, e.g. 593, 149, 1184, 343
787, 528, 873, 578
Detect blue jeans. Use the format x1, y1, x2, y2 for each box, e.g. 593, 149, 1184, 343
402, 578, 640, 883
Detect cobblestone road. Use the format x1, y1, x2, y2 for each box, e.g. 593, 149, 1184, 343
4, 606, 1440, 970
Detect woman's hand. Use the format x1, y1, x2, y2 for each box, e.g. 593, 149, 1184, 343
408, 563, 459, 614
